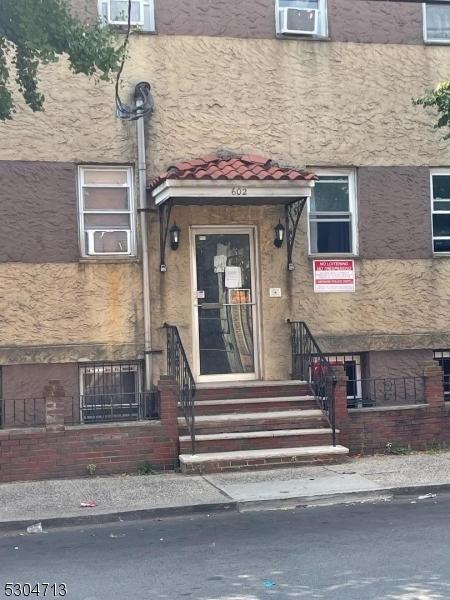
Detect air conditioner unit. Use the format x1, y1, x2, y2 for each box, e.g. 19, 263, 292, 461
279, 6, 319, 36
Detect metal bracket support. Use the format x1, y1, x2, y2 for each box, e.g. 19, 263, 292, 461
285, 197, 307, 271
159, 200, 173, 272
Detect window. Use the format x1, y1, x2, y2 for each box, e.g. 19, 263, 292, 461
324, 354, 363, 405
423, 2, 450, 43
430, 170, 450, 253
79, 362, 143, 422
98, 0, 155, 32
308, 170, 357, 255
434, 350, 450, 399
276, 0, 328, 37
78, 166, 136, 257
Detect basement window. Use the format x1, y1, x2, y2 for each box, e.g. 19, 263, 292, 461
433, 350, 450, 399
324, 353, 363, 406
79, 362, 144, 422
98, 0, 155, 31
78, 166, 136, 258
424, 2, 450, 43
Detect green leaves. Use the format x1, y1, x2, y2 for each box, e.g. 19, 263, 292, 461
0, 0, 124, 119
415, 80, 450, 140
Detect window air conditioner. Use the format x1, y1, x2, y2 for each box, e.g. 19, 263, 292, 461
279, 6, 319, 36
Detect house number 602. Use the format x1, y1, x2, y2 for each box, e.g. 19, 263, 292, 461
231, 186, 247, 196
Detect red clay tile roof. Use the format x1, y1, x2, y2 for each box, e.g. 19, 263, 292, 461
149, 153, 317, 190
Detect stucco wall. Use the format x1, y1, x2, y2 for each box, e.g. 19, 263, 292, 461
357, 167, 432, 260
368, 349, 433, 380
0, 162, 79, 263
2, 363, 79, 399
0, 37, 449, 169
70, 0, 424, 45
0, 263, 144, 364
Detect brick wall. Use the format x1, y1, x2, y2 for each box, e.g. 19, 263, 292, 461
0, 377, 180, 483
0, 421, 178, 483
335, 362, 450, 455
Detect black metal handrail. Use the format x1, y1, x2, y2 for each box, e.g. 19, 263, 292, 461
163, 323, 196, 453
288, 320, 337, 445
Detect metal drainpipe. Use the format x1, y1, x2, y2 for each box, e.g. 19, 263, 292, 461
135, 83, 153, 390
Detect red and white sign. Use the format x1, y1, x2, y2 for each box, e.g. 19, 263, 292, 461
313, 260, 355, 293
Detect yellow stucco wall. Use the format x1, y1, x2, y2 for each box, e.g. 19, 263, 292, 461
0, 263, 144, 364
0, 36, 449, 168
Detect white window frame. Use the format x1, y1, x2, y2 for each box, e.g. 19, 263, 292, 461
78, 165, 136, 258
430, 169, 450, 255
275, 0, 328, 38
307, 168, 358, 256
423, 1, 450, 44
98, 0, 155, 31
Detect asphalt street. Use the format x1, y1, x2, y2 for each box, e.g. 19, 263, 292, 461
1, 494, 450, 600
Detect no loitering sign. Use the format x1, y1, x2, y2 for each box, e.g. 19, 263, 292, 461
313, 260, 355, 293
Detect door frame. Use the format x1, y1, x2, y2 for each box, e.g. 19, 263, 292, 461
190, 225, 262, 383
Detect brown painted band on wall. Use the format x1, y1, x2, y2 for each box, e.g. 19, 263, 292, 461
0, 162, 434, 262
0, 161, 80, 263
70, 0, 424, 45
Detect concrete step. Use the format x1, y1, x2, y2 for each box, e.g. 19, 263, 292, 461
178, 409, 327, 435
182, 396, 318, 416
179, 445, 349, 474
195, 381, 311, 401
179, 427, 335, 453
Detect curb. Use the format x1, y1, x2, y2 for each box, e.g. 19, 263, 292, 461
2, 482, 450, 534
237, 482, 450, 512
0, 501, 238, 534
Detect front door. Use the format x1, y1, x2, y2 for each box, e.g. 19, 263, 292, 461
192, 227, 260, 382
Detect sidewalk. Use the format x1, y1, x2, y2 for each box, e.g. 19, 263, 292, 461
2, 451, 450, 531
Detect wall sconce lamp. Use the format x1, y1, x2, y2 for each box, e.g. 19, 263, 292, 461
273, 221, 285, 248
169, 223, 181, 250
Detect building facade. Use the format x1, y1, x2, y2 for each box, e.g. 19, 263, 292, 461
1, 0, 450, 435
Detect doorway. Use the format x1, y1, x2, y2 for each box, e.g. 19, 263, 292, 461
191, 227, 260, 383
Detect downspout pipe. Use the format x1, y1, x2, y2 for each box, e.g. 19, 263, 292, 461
134, 82, 154, 390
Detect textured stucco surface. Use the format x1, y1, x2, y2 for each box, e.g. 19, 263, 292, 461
154, 0, 275, 38
0, 162, 79, 263
0, 37, 449, 169
357, 166, 432, 259
328, 0, 423, 45
0, 263, 144, 363
368, 349, 433, 380
2, 363, 79, 399
70, 0, 423, 44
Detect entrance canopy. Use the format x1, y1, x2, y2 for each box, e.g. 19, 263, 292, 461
148, 153, 317, 271
149, 153, 316, 206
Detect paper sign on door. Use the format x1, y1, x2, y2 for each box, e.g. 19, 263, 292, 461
214, 255, 227, 273
225, 266, 242, 288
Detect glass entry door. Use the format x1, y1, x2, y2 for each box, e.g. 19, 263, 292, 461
192, 228, 259, 381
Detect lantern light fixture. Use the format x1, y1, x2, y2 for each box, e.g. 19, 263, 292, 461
274, 221, 285, 248
169, 223, 181, 250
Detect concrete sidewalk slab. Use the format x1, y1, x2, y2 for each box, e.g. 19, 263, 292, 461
207, 473, 382, 502
2, 451, 450, 531
0, 473, 229, 525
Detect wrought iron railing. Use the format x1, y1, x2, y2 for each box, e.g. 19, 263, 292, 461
164, 323, 196, 453
76, 391, 159, 424
0, 398, 46, 428
288, 320, 337, 445
346, 377, 425, 408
